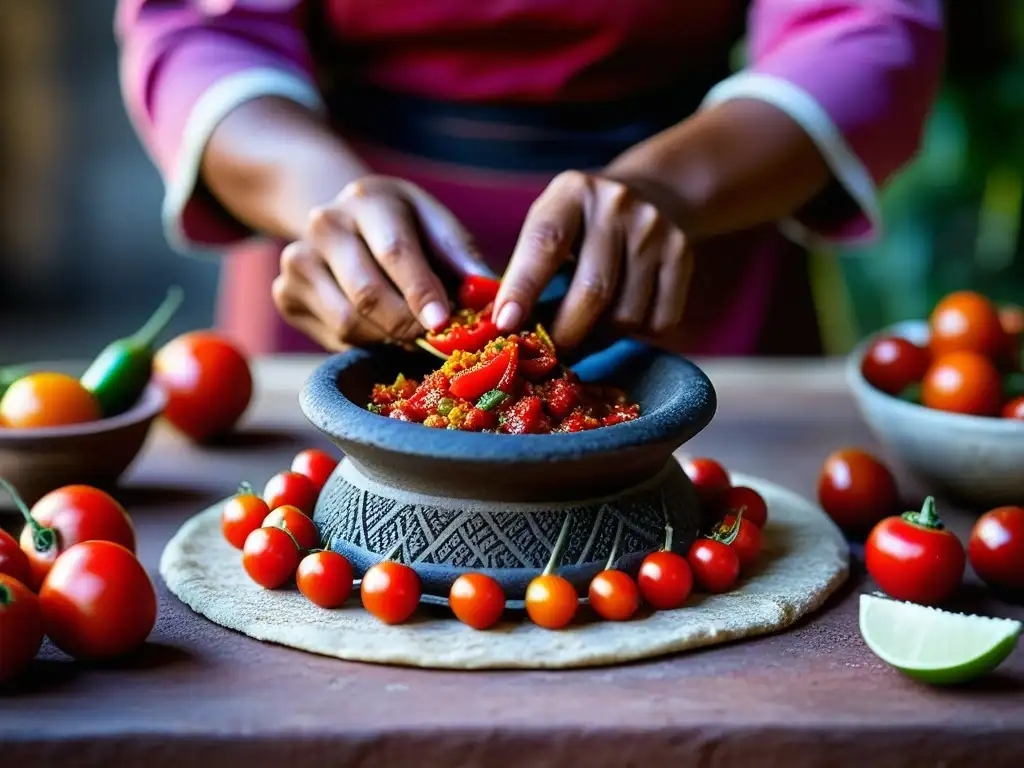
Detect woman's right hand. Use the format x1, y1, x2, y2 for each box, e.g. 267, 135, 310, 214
272, 175, 489, 350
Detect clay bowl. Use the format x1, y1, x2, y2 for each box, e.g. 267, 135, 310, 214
847, 320, 1024, 508
0, 361, 166, 510
300, 343, 717, 601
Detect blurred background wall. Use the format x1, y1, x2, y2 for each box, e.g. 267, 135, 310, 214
0, 0, 1020, 362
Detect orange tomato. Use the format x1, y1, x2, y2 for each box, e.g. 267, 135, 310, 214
153, 332, 253, 442
922, 351, 1003, 417
929, 291, 1006, 360
524, 573, 578, 629
0, 373, 101, 429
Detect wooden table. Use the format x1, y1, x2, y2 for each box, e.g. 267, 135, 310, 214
2, 357, 1023, 768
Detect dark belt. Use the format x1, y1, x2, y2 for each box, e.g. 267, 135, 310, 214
324, 80, 721, 172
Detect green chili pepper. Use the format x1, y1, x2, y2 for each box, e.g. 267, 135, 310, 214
0, 366, 29, 400
476, 389, 508, 411
80, 286, 184, 417
436, 398, 456, 417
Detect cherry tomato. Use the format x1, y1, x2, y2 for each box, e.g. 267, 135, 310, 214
263, 505, 320, 551
929, 290, 1006, 360
449, 572, 506, 629
860, 336, 931, 395
0, 372, 101, 429
361, 560, 422, 624
968, 506, 1024, 592
722, 514, 762, 569
637, 550, 693, 610
921, 351, 1003, 417
11, 483, 136, 590
865, 497, 965, 605
687, 539, 740, 593
525, 573, 578, 629
0, 529, 31, 585
0, 574, 43, 683
718, 486, 768, 528
296, 551, 353, 608
39, 540, 157, 660
588, 569, 640, 621
263, 471, 319, 516
457, 275, 501, 312
220, 484, 270, 550
242, 527, 300, 589
290, 449, 338, 493
154, 331, 253, 442
682, 457, 732, 511
817, 448, 900, 533
1003, 396, 1024, 420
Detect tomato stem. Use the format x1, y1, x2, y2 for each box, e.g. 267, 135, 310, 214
542, 513, 574, 576
236, 481, 255, 497
604, 520, 624, 570
0, 582, 12, 606
382, 541, 404, 563
709, 509, 743, 545
902, 496, 944, 530
0, 477, 56, 554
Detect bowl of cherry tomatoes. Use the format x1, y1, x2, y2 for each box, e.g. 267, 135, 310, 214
847, 290, 1024, 508
0, 361, 167, 509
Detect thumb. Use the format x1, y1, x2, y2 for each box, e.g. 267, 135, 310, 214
396, 180, 497, 279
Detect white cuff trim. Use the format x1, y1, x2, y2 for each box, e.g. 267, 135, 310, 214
701, 71, 882, 249
162, 68, 325, 253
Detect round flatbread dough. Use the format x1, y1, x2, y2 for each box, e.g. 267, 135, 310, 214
160, 473, 849, 669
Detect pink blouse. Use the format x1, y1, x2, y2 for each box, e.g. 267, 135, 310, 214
116, 0, 944, 356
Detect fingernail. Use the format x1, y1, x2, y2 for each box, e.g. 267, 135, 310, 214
496, 302, 523, 331
420, 301, 448, 331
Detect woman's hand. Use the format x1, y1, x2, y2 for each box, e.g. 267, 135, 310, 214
492, 171, 693, 349
272, 175, 489, 351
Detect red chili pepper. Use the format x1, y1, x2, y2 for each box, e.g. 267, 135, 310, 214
496, 343, 520, 392
458, 276, 501, 312
425, 314, 499, 356
450, 343, 517, 400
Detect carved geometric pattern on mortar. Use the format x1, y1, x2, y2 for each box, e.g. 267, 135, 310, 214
314, 469, 698, 570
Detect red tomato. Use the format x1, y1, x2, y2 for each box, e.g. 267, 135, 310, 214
929, 290, 1006, 359
263, 505, 320, 551
722, 514, 762, 569
525, 573, 578, 629
588, 569, 640, 621
220, 485, 270, 550
290, 449, 338, 493
865, 497, 965, 605
0, 574, 43, 683
1003, 396, 1024, 420
242, 527, 300, 589
361, 561, 422, 624
921, 351, 1003, 417
637, 550, 693, 610
687, 539, 740, 593
457, 275, 501, 312
682, 457, 732, 511
0, 529, 31, 585
968, 506, 1024, 591
15, 484, 135, 590
263, 471, 319, 516
154, 331, 253, 442
39, 540, 157, 661
860, 336, 931, 395
449, 572, 506, 630
817, 448, 900, 533
296, 551, 353, 608
718, 486, 768, 528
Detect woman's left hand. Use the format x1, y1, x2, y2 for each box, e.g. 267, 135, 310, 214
492, 170, 693, 349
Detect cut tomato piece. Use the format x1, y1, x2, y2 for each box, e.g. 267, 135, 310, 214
458, 276, 501, 312
450, 343, 517, 400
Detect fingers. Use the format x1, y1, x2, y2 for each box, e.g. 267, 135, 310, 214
397, 180, 495, 279
650, 229, 693, 334
553, 224, 622, 349
494, 171, 585, 333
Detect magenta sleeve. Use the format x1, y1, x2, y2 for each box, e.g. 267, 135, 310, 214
116, 0, 324, 250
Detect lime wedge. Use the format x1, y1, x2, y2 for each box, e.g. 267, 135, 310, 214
859, 594, 1021, 685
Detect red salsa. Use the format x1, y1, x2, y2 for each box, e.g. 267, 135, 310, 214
367, 328, 640, 434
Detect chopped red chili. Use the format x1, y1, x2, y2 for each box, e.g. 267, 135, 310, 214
424, 307, 500, 356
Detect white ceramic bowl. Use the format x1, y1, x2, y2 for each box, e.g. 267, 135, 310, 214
846, 320, 1024, 509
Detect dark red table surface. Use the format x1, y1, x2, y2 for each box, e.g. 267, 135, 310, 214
2, 358, 1022, 768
